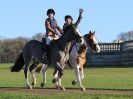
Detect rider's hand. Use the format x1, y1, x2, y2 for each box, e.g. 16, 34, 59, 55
55, 32, 58, 35
60, 30, 64, 34
79, 8, 84, 14
54, 30, 58, 35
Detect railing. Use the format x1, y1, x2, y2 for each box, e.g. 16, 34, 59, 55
86, 40, 133, 66
99, 43, 122, 52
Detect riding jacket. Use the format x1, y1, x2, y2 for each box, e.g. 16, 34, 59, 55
63, 13, 82, 33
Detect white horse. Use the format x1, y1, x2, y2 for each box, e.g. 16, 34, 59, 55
30, 31, 101, 91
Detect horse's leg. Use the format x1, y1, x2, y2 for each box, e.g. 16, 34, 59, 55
72, 63, 80, 84
52, 62, 65, 91
58, 78, 65, 91
53, 70, 65, 91
70, 59, 85, 91
24, 63, 32, 89
69, 57, 80, 85
75, 64, 85, 91
78, 58, 85, 80
69, 49, 83, 89
53, 69, 59, 88
29, 63, 38, 87
57, 64, 65, 91
41, 64, 48, 88
79, 67, 84, 80
52, 62, 64, 83
30, 69, 36, 87
23, 52, 33, 89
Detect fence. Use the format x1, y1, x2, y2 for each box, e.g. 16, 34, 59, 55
86, 40, 133, 66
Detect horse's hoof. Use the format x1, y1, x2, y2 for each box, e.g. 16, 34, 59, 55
31, 82, 36, 87
60, 86, 65, 91
55, 85, 59, 89
80, 87, 86, 91
52, 78, 57, 83
40, 83, 45, 88
72, 80, 77, 85
27, 85, 33, 90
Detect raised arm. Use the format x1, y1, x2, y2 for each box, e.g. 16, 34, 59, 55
75, 8, 84, 27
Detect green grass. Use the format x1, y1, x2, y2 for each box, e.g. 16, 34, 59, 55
0, 63, 133, 89
83, 67, 133, 89
0, 93, 133, 99
0, 63, 133, 98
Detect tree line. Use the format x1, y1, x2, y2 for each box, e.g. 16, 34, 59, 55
0, 37, 29, 63
0, 31, 133, 63
0, 33, 44, 63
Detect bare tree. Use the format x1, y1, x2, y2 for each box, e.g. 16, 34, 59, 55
0, 37, 29, 63
117, 31, 133, 41
32, 33, 44, 41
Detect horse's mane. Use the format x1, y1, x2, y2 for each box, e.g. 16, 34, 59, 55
83, 34, 88, 38
49, 31, 69, 48
50, 25, 76, 48
52, 29, 71, 43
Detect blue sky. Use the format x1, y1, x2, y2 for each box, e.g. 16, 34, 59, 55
0, 0, 133, 42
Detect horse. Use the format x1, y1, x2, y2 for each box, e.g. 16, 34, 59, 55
10, 25, 82, 90
30, 31, 101, 91
68, 31, 100, 91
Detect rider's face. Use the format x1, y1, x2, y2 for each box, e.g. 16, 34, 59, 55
48, 13, 54, 19
65, 18, 72, 25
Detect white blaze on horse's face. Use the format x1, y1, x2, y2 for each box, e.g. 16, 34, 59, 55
92, 35, 101, 53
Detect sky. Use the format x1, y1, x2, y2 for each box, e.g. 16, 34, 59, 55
0, 0, 133, 42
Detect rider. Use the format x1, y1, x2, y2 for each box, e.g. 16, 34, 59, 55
63, 8, 84, 47
63, 8, 84, 33
42, 9, 63, 59
44, 9, 63, 45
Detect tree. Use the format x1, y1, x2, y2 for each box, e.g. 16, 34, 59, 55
0, 32, 46, 63
32, 33, 44, 41
0, 37, 29, 63
117, 31, 133, 41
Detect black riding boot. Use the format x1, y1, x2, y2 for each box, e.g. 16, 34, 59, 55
42, 44, 49, 60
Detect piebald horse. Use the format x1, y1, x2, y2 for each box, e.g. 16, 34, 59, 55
30, 31, 100, 91
11, 25, 82, 90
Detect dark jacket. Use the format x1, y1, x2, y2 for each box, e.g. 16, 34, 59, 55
63, 14, 82, 33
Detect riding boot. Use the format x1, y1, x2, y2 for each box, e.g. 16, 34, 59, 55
45, 44, 49, 52
42, 44, 49, 61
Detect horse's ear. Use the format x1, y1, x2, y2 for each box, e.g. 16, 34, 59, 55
94, 31, 95, 34
89, 31, 91, 34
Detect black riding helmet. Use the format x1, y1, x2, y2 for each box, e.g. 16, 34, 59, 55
47, 9, 55, 15
65, 15, 73, 21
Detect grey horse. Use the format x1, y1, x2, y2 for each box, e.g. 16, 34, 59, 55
11, 26, 82, 89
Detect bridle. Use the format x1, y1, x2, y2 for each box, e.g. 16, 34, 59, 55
84, 33, 98, 49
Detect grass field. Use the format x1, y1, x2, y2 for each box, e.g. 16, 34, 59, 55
0, 93, 133, 99
0, 63, 133, 99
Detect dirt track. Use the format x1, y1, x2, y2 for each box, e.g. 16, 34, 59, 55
0, 87, 133, 95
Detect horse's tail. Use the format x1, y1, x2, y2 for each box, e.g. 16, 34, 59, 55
11, 52, 25, 72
